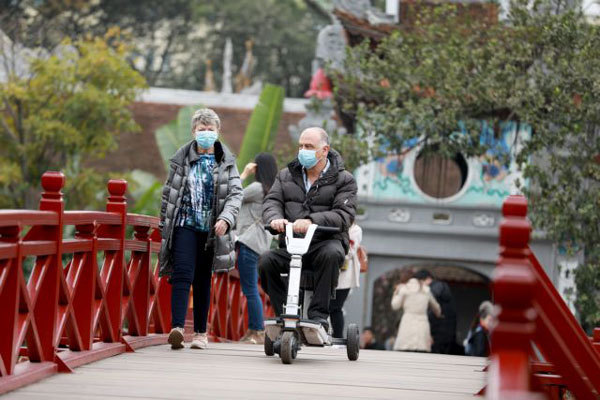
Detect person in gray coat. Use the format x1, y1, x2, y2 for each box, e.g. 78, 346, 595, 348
158, 108, 242, 350
235, 153, 278, 344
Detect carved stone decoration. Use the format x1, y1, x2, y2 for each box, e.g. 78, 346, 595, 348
288, 97, 344, 142
221, 38, 233, 94
240, 80, 263, 95
388, 208, 410, 223
315, 23, 347, 71
333, 0, 372, 20
366, 7, 397, 25
472, 213, 495, 228
235, 39, 256, 93
288, 17, 348, 141
204, 60, 216, 92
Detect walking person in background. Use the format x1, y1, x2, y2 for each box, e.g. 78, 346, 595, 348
329, 223, 362, 338
414, 269, 457, 354
159, 108, 243, 350
235, 153, 278, 344
391, 269, 442, 352
464, 300, 494, 357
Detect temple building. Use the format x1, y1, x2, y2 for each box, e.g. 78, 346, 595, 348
317, 0, 567, 345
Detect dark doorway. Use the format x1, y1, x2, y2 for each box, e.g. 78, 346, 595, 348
370, 265, 490, 352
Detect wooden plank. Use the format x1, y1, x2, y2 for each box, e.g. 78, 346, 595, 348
4, 343, 486, 400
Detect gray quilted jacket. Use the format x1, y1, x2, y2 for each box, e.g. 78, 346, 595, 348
158, 140, 243, 277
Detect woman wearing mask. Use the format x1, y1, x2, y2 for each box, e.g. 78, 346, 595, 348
391, 269, 442, 352
235, 153, 278, 344
159, 108, 243, 350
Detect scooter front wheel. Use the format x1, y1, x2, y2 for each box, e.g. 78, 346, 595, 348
280, 331, 297, 364
346, 323, 360, 361
264, 333, 275, 356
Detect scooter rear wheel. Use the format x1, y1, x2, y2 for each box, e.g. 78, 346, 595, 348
346, 323, 360, 361
264, 333, 274, 356
280, 331, 297, 364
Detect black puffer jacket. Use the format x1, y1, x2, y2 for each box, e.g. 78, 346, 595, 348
262, 150, 357, 252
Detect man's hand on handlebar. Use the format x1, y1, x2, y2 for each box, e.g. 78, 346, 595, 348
269, 218, 312, 234
270, 219, 289, 233
292, 219, 312, 234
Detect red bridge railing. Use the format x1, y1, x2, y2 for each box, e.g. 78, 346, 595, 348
0, 171, 270, 395
489, 195, 600, 400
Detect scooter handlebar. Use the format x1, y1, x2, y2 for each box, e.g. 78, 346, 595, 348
263, 224, 341, 235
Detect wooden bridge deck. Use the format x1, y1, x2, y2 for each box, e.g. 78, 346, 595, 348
4, 342, 486, 399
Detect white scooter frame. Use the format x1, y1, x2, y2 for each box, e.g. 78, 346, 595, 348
263, 223, 360, 364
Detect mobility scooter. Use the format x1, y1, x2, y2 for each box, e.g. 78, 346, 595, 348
263, 223, 360, 364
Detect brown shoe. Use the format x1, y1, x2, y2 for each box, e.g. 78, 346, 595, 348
240, 329, 257, 343
252, 330, 265, 345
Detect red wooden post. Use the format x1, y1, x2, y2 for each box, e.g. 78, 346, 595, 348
0, 225, 23, 375
98, 180, 127, 342
128, 225, 151, 336
35, 172, 65, 362
151, 226, 171, 333
488, 195, 540, 399
68, 223, 97, 350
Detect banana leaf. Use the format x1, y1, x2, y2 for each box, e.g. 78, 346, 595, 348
154, 105, 197, 170
237, 84, 285, 171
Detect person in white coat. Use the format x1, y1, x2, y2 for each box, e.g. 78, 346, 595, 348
329, 223, 362, 338
391, 272, 442, 352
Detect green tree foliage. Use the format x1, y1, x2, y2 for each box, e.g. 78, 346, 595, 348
237, 84, 285, 171
335, 0, 600, 330
0, 0, 329, 96
154, 105, 198, 171
194, 0, 329, 97
0, 0, 202, 87
0, 32, 147, 209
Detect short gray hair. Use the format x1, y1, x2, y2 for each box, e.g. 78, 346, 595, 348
302, 127, 330, 146
479, 301, 494, 319
191, 108, 221, 132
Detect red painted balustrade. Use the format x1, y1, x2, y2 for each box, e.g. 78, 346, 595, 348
488, 195, 600, 400
0, 171, 272, 395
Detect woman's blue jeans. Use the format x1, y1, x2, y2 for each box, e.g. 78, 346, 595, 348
237, 242, 264, 331
170, 227, 213, 333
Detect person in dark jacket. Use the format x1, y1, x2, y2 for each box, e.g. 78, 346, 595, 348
259, 127, 357, 330
414, 269, 457, 354
159, 108, 243, 351
464, 300, 493, 357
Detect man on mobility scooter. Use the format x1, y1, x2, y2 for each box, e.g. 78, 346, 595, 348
258, 127, 359, 364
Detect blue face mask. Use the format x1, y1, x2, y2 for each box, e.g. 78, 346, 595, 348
298, 149, 321, 169
195, 130, 218, 149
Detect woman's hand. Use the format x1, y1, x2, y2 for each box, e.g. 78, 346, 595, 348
240, 162, 257, 180
214, 219, 229, 236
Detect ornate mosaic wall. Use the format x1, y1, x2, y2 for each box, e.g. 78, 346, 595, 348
356, 122, 531, 207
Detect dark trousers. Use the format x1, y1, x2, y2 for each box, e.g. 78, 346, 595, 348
329, 288, 350, 338
258, 240, 344, 320
170, 227, 213, 333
